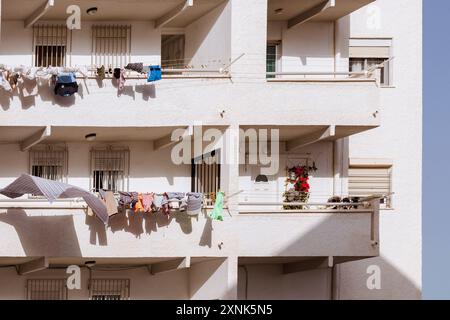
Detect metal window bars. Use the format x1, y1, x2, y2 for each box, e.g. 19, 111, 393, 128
92, 25, 132, 71
33, 25, 71, 67
90, 147, 130, 193
89, 279, 130, 300
26, 279, 68, 300
29, 145, 68, 183
192, 150, 221, 200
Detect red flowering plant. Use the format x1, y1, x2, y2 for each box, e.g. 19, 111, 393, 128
283, 163, 317, 210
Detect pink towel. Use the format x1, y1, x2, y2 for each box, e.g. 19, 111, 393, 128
142, 193, 154, 213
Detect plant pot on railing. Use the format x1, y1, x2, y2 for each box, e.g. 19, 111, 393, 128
283, 164, 317, 211
283, 189, 310, 210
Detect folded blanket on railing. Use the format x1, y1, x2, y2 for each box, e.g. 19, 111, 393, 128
0, 174, 108, 224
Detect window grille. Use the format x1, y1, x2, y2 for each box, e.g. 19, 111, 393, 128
29, 145, 68, 183
26, 279, 68, 300
33, 25, 70, 67
191, 150, 221, 201
89, 279, 130, 300
90, 147, 130, 193
92, 25, 131, 69
349, 165, 393, 208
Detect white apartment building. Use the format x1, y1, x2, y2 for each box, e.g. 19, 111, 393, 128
0, 0, 422, 300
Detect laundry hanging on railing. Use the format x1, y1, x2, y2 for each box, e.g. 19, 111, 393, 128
147, 65, 162, 82
54, 72, 79, 97
117, 191, 205, 217
209, 191, 225, 221
0, 174, 109, 224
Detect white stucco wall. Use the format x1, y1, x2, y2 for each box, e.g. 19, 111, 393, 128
185, 1, 231, 69
238, 265, 330, 300
0, 0, 421, 300
337, 0, 423, 299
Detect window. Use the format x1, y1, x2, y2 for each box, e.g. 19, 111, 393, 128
350, 58, 391, 86
90, 147, 130, 193
92, 25, 131, 68
27, 279, 68, 300
349, 38, 393, 86
161, 34, 185, 70
348, 165, 393, 208
89, 279, 130, 300
191, 150, 221, 201
266, 42, 280, 79
33, 25, 70, 67
29, 146, 68, 182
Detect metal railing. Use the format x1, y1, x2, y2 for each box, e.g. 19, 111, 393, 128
238, 197, 381, 246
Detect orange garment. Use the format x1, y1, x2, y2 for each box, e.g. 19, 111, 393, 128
134, 194, 145, 213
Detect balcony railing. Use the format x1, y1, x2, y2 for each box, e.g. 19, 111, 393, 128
266, 71, 377, 82
239, 198, 381, 247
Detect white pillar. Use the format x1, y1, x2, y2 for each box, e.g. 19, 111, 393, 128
188, 257, 238, 300
333, 138, 349, 197
230, 0, 268, 82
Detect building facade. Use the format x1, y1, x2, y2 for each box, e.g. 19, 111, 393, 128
0, 0, 422, 300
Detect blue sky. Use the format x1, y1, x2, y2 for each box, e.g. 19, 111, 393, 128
423, 0, 450, 299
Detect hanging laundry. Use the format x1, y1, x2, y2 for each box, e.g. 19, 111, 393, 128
186, 192, 204, 216
166, 192, 186, 212
160, 193, 171, 215
209, 191, 225, 221
113, 68, 121, 79
118, 191, 138, 209
99, 190, 119, 217
125, 62, 144, 73
142, 193, 154, 213
152, 194, 164, 212
147, 65, 162, 82
8, 72, 20, 89
0, 72, 12, 92
54, 72, 78, 97
19, 77, 38, 98
0, 174, 108, 224
134, 194, 145, 213
97, 65, 106, 80
118, 69, 126, 91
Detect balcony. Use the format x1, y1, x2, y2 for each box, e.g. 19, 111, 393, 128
0, 124, 380, 261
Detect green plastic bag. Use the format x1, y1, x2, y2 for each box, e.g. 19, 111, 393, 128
209, 191, 225, 221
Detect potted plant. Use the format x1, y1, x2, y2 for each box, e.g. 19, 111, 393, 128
283, 163, 317, 210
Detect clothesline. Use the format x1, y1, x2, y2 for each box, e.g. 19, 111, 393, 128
100, 190, 228, 221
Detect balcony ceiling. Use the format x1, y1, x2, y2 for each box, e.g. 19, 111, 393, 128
0, 256, 219, 267
2, 0, 226, 27
0, 126, 183, 143
0, 125, 227, 143
268, 0, 375, 22
239, 125, 375, 142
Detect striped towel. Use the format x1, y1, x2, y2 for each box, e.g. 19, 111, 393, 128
0, 174, 109, 224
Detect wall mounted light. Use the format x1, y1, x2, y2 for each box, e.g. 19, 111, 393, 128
85, 260, 96, 268
85, 133, 97, 141
87, 7, 98, 16
275, 8, 284, 15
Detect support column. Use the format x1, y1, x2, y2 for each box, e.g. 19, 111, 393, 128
222, 123, 240, 215
188, 257, 238, 300
230, 0, 268, 82
333, 137, 349, 197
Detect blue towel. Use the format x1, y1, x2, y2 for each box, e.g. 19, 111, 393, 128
56, 72, 77, 84
147, 65, 162, 82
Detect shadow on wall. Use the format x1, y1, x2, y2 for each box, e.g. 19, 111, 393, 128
0, 77, 159, 110
0, 209, 82, 257
237, 212, 421, 300
0, 207, 213, 252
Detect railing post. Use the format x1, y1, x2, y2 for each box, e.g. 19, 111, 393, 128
370, 199, 380, 248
